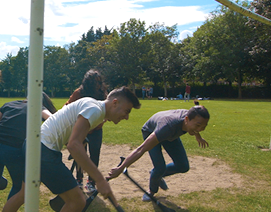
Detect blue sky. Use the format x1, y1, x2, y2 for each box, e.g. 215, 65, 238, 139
0, 0, 221, 60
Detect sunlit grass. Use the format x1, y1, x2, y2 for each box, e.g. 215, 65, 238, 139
0, 97, 271, 211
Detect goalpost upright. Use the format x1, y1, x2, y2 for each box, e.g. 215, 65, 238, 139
25, 0, 45, 211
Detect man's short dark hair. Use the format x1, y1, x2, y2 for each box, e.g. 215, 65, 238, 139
187, 105, 210, 120
107, 86, 141, 109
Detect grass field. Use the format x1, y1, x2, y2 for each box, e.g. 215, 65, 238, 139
0, 97, 270, 211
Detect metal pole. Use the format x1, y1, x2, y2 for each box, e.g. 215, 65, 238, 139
215, 0, 271, 26
25, 0, 45, 210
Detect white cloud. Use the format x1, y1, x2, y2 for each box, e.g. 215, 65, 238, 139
11, 37, 24, 44
0, 42, 20, 60
179, 30, 193, 40
0, 0, 210, 44
0, 1, 30, 35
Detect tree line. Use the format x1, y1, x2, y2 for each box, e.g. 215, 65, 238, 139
0, 0, 270, 99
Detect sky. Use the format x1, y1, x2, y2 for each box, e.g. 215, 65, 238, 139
0, 0, 221, 60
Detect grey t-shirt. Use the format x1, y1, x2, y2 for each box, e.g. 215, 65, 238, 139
141, 109, 188, 142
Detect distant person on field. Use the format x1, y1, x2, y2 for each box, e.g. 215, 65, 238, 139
142, 86, 146, 100
109, 105, 210, 202
146, 87, 150, 99
184, 83, 191, 102
176, 92, 183, 100
149, 87, 153, 99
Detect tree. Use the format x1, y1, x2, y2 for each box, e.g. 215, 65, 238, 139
12, 47, 28, 95
0, 54, 13, 97
43, 46, 69, 97
146, 23, 179, 97
108, 18, 148, 91
167, 43, 184, 95
190, 1, 252, 98
247, 0, 271, 87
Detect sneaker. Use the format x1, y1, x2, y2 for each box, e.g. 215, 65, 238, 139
142, 193, 152, 202
159, 178, 168, 190
85, 181, 96, 194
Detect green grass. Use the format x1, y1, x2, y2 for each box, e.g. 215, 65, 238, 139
0, 98, 271, 211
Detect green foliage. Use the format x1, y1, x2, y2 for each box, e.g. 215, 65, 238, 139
246, 0, 271, 87
188, 2, 253, 98
2, 3, 271, 98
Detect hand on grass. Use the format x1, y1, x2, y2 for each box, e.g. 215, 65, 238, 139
196, 137, 209, 148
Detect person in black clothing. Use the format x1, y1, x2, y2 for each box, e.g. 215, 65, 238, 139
0, 92, 56, 199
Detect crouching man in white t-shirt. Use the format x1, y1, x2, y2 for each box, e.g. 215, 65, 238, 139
3, 86, 141, 212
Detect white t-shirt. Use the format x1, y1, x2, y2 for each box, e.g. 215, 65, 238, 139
41, 97, 106, 151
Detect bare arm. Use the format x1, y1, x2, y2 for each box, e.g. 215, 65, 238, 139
67, 115, 117, 203
108, 132, 159, 179
0, 112, 2, 121
41, 109, 52, 120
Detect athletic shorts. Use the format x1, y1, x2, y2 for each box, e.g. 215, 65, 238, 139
40, 143, 78, 194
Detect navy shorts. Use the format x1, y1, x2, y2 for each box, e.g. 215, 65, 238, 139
40, 143, 78, 194
0, 143, 24, 198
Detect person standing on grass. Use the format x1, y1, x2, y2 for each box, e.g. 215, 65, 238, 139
3, 86, 141, 212
109, 105, 209, 201
0, 92, 57, 200
64, 69, 108, 194
149, 87, 153, 99
184, 83, 191, 102
146, 87, 150, 99
142, 86, 146, 100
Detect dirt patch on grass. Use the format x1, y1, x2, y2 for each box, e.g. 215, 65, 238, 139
42, 144, 243, 202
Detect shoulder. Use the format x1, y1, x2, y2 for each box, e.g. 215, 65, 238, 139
67, 88, 82, 104
77, 98, 104, 111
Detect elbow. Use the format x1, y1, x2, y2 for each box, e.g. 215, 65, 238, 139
66, 142, 77, 154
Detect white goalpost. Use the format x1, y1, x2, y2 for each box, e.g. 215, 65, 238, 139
215, 0, 271, 26
25, 0, 45, 211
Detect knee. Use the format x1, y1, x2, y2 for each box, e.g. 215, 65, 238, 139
61, 189, 86, 211
65, 196, 86, 211
75, 197, 86, 210
152, 166, 166, 176
176, 163, 190, 173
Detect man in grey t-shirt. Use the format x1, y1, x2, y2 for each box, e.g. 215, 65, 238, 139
109, 105, 210, 201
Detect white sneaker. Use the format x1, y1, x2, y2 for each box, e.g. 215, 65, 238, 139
142, 193, 152, 202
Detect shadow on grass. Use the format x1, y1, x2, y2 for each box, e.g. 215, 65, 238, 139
151, 196, 189, 212
84, 196, 111, 212
84, 195, 188, 212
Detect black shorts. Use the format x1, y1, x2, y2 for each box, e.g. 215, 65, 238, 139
40, 143, 78, 194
